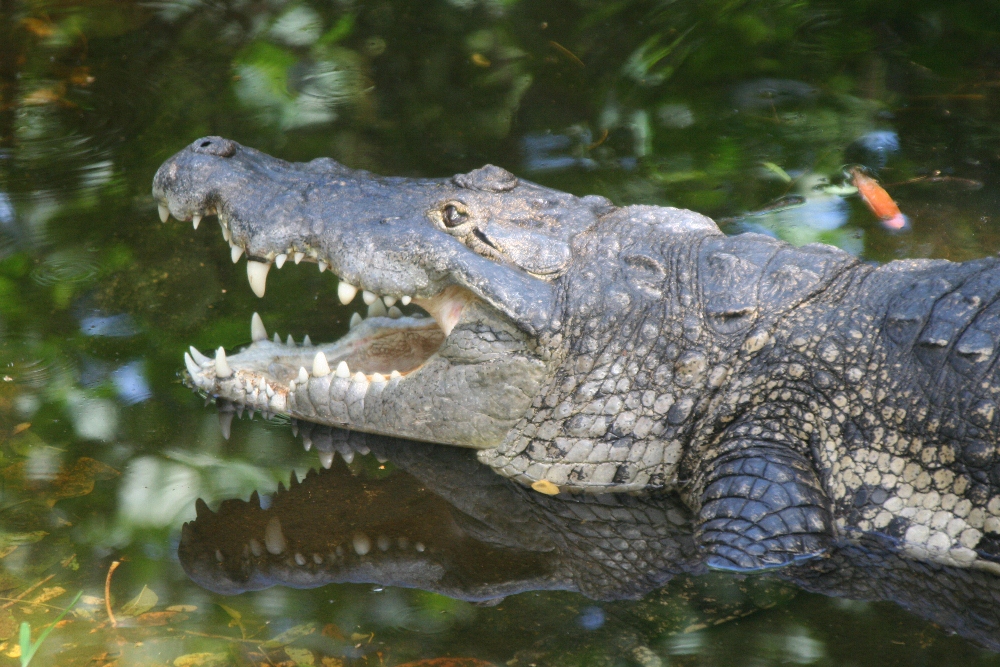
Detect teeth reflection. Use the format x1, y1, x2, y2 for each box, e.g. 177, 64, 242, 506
367, 299, 387, 318
286, 334, 295, 346
247, 260, 271, 298
272, 333, 281, 345
219, 407, 234, 440
158, 203, 169, 223
349, 312, 362, 328
313, 553, 323, 564
303, 335, 312, 347
338, 281, 358, 305
377, 535, 391, 551
318, 450, 334, 468
415, 542, 425, 552
251, 312, 267, 342
353, 533, 372, 556
294, 553, 306, 566
249, 538, 263, 557
215, 347, 232, 378
215, 549, 224, 563
265, 517, 287, 555
387, 306, 402, 319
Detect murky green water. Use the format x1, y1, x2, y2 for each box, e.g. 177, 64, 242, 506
2, 1, 1000, 665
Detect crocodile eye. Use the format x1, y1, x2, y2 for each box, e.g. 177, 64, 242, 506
442, 204, 468, 228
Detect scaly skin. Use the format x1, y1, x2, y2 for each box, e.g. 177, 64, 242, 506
154, 137, 1000, 574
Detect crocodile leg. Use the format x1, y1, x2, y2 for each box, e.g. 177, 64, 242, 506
692, 429, 831, 572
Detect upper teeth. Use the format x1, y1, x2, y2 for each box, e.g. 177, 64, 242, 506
247, 260, 271, 298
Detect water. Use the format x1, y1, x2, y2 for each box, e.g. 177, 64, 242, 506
1, 1, 1000, 664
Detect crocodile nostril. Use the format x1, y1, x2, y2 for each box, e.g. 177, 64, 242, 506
191, 136, 236, 158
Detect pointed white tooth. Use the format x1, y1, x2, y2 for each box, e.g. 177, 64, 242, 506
302, 435, 312, 450
353, 534, 371, 556
222, 224, 231, 243
352, 371, 368, 383
390, 370, 402, 380
219, 410, 233, 440
318, 261, 328, 273
383, 296, 397, 307
158, 203, 169, 223
338, 281, 358, 305
362, 290, 377, 305
184, 352, 201, 377
247, 260, 271, 298
275, 253, 287, 269
189, 346, 211, 366
294, 251, 305, 264
297, 367, 309, 384
318, 450, 334, 469
303, 335, 312, 347
415, 542, 425, 552
387, 306, 402, 319
273, 332, 281, 345
335, 361, 350, 378
251, 312, 267, 342
231, 245, 244, 263
265, 517, 287, 555
349, 312, 363, 328
215, 347, 232, 378
341, 450, 354, 464
286, 334, 295, 346
371, 373, 386, 383
312, 351, 331, 377
367, 300, 387, 318
401, 295, 412, 306
192, 214, 202, 230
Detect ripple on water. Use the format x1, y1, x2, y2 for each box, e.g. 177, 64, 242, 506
0, 336, 71, 389
31, 248, 99, 286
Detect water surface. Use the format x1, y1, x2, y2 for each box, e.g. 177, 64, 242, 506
1, 1, 1000, 665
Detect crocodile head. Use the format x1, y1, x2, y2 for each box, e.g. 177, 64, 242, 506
154, 137, 722, 486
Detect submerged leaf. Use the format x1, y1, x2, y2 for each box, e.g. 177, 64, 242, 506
395, 660, 496, 667
120, 585, 158, 617
262, 623, 316, 648
285, 646, 315, 665
173, 652, 229, 667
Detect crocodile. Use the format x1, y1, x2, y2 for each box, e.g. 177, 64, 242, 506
154, 136, 1000, 574
178, 427, 1000, 654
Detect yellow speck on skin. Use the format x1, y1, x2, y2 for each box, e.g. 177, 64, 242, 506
532, 480, 561, 495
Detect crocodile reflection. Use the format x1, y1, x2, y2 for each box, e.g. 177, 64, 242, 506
178, 424, 1000, 652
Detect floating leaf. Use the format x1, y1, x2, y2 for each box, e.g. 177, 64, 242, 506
120, 585, 158, 617
394, 660, 496, 667
262, 623, 316, 649
166, 605, 198, 612
173, 652, 229, 667
0, 611, 16, 640
285, 646, 315, 665
27, 587, 66, 608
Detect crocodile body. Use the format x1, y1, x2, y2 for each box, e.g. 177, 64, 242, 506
154, 137, 1000, 574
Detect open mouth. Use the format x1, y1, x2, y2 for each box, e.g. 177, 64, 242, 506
176, 207, 476, 419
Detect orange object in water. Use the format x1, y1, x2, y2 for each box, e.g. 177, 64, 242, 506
849, 167, 907, 230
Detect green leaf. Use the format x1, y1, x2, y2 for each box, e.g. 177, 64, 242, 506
120, 585, 159, 617
262, 622, 316, 648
